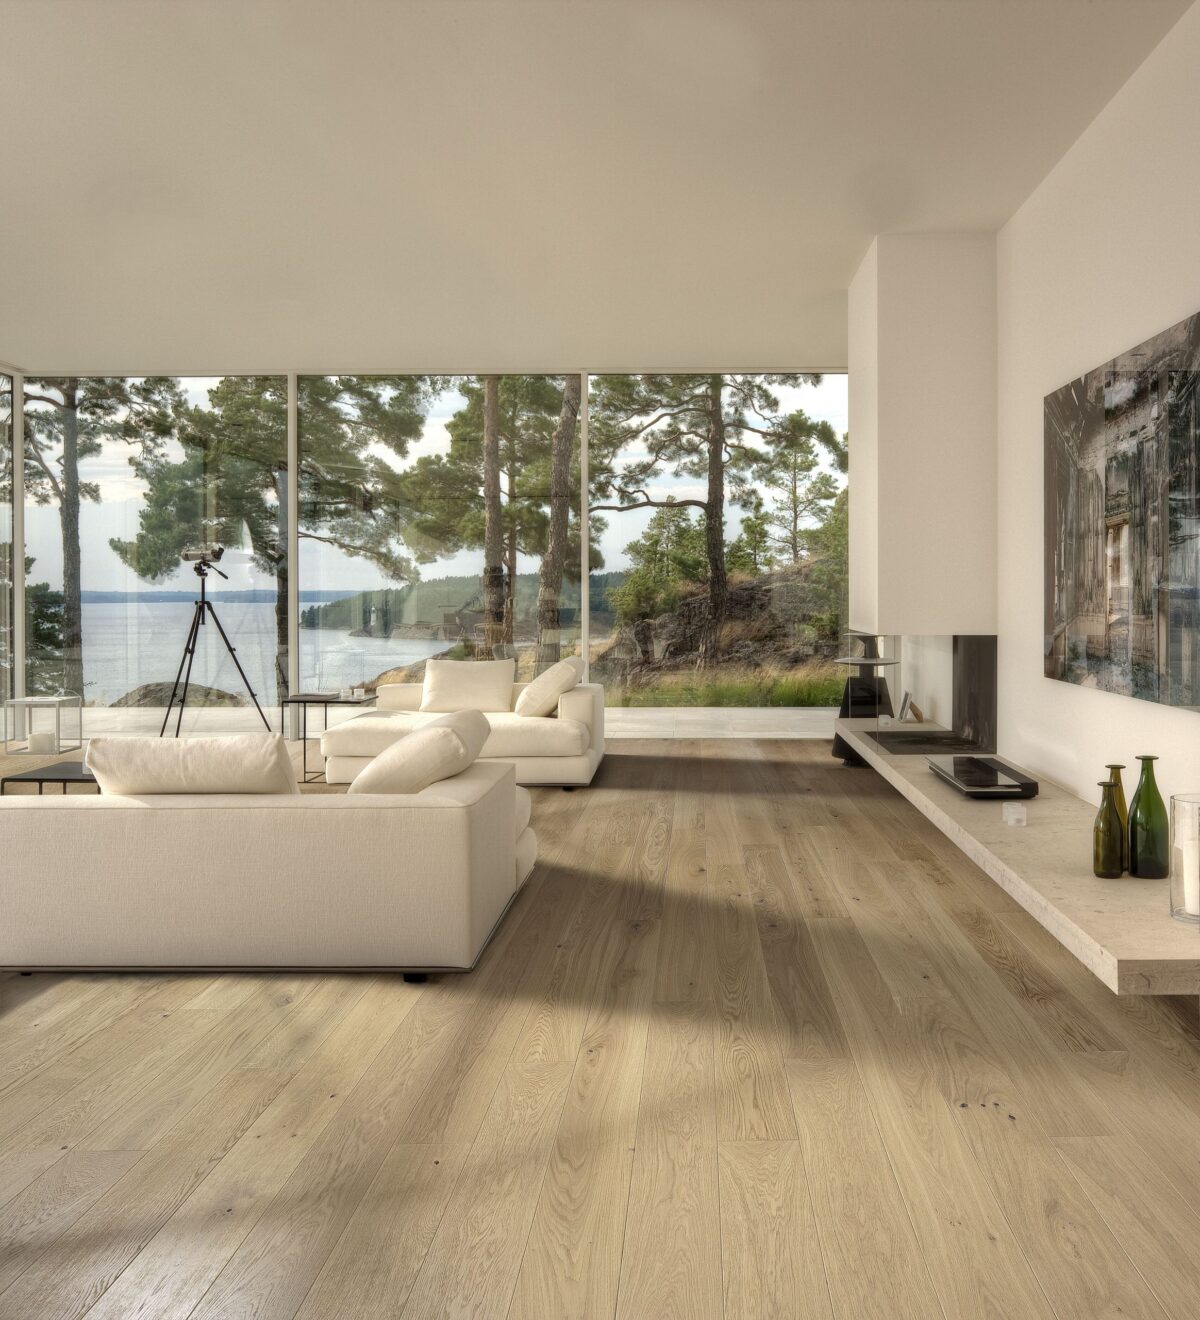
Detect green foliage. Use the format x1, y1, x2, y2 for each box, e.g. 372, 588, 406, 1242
400, 375, 593, 574
609, 669, 844, 708
757, 411, 841, 563
607, 503, 706, 624
726, 495, 776, 575
800, 486, 849, 640
25, 580, 66, 695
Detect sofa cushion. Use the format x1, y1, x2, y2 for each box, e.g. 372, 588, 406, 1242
514, 785, 532, 840
420, 658, 516, 713
322, 711, 421, 758
347, 723, 477, 796
85, 733, 299, 796
479, 713, 589, 758
514, 655, 585, 717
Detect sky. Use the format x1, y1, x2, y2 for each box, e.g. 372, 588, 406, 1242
21, 374, 848, 596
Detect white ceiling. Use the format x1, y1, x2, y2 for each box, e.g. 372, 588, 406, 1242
0, 0, 1190, 374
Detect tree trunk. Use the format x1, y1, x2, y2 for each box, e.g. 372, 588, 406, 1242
504, 462, 518, 646
482, 376, 506, 657
535, 375, 580, 670
59, 381, 85, 699
700, 375, 727, 667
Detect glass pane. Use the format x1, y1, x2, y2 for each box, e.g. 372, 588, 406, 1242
0, 374, 12, 701
298, 375, 583, 700
21, 376, 288, 734
587, 373, 848, 707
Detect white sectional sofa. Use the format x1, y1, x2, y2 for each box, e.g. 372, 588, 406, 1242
321, 681, 605, 787
0, 761, 536, 971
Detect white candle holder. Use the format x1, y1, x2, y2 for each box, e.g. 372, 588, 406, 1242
1169, 794, 1200, 924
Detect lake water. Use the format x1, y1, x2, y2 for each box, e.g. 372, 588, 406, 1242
77, 601, 447, 706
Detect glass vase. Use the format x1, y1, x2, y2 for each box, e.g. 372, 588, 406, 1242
1129, 755, 1169, 879
1169, 794, 1200, 923
1093, 781, 1124, 879
1105, 763, 1128, 871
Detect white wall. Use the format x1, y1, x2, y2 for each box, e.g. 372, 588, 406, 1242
849, 233, 997, 635
997, 0, 1200, 805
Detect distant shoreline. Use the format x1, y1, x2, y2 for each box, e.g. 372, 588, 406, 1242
79, 590, 356, 604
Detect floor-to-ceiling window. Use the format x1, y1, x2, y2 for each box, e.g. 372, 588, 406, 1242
298, 374, 583, 694
21, 376, 288, 732
2, 368, 844, 728
587, 373, 848, 707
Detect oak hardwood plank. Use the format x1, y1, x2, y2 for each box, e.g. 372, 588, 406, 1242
785, 1057, 943, 1320
0, 1065, 298, 1320
78, 975, 334, 1151
615, 1001, 722, 1320
718, 1141, 832, 1320
0, 1007, 227, 1206
950, 1099, 1169, 1320
807, 917, 1056, 1319
292, 1143, 468, 1320
398, 1061, 573, 1319
708, 859, 798, 1140
1054, 1133, 1200, 1320
507, 912, 659, 1319
78, 977, 422, 1320
743, 845, 848, 1062
0, 1149, 144, 1295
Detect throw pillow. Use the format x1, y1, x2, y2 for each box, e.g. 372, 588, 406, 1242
424, 708, 490, 761
348, 722, 476, 795
85, 734, 299, 796
420, 657, 515, 713
514, 655, 585, 718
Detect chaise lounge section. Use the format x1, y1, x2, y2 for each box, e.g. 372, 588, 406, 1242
322, 680, 605, 787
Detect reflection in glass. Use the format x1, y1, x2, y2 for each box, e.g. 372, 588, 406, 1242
587, 373, 848, 707
0, 376, 12, 701
21, 377, 287, 732
298, 375, 583, 695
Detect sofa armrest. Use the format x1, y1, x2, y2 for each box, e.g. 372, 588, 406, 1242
376, 682, 423, 711
558, 683, 604, 751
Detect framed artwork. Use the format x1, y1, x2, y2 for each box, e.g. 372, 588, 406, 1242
1045, 310, 1200, 706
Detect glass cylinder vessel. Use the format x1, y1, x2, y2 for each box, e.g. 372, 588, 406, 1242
1093, 781, 1124, 879
1129, 755, 1169, 879
1169, 794, 1200, 923
1105, 763, 1128, 871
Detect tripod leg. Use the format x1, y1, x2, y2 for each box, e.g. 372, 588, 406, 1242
160, 603, 204, 737
175, 605, 204, 738
204, 603, 270, 730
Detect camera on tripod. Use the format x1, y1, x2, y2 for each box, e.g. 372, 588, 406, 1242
160, 540, 269, 737
181, 545, 225, 566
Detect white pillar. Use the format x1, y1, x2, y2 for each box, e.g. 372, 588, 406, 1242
848, 234, 997, 636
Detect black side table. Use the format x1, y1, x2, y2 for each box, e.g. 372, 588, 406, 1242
281, 693, 375, 783
1, 760, 100, 795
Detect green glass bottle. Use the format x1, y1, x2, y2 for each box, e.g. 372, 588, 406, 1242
1093, 780, 1124, 879
1105, 763, 1129, 870
1129, 754, 1169, 879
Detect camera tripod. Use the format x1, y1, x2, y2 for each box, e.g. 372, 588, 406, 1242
160, 559, 270, 737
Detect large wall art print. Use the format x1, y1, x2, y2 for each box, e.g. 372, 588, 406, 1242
1045, 310, 1200, 706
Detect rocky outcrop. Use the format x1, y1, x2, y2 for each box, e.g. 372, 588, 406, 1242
112, 682, 246, 708
592, 563, 838, 689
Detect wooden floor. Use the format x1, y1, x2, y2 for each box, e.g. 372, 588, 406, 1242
3, 739, 1200, 1319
